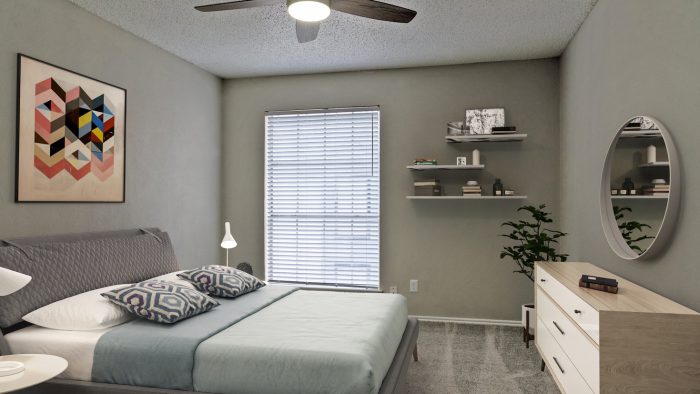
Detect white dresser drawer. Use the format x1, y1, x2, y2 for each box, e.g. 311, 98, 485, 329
537, 317, 594, 394
536, 266, 600, 343
537, 287, 599, 393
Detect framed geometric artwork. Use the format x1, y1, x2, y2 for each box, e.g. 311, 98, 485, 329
15, 54, 126, 202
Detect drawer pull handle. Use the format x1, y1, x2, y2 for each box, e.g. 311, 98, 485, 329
552, 356, 565, 374
540, 278, 546, 282
574, 309, 582, 314
552, 321, 565, 335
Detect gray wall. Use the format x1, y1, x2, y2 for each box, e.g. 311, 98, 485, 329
222, 60, 561, 320
560, 0, 700, 310
0, 0, 222, 268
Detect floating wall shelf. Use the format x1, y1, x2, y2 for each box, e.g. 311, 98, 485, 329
638, 162, 670, 168
445, 134, 527, 143
611, 195, 668, 200
406, 164, 485, 170
406, 195, 527, 200
619, 129, 661, 139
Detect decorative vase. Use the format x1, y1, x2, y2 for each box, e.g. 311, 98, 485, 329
493, 178, 504, 196
472, 149, 480, 166
622, 177, 635, 193
647, 144, 657, 164
522, 303, 535, 335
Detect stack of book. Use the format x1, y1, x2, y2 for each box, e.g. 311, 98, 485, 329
413, 158, 437, 166
491, 126, 517, 135
642, 184, 670, 196
578, 274, 619, 294
461, 184, 482, 196
414, 179, 442, 196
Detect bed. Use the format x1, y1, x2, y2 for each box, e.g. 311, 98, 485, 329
0, 229, 418, 394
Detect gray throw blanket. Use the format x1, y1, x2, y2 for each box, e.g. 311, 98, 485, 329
92, 285, 297, 390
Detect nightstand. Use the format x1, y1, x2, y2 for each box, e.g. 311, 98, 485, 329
0, 354, 67, 393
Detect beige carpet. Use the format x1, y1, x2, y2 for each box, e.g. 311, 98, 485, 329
406, 321, 559, 394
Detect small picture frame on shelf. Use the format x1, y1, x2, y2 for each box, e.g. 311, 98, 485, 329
456, 157, 467, 166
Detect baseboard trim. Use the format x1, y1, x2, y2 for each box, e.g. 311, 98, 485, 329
412, 315, 521, 327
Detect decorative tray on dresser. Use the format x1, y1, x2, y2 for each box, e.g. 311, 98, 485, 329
535, 262, 700, 394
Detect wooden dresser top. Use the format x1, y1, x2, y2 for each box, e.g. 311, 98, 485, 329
537, 262, 697, 315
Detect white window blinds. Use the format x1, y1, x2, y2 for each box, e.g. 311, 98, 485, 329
265, 107, 380, 289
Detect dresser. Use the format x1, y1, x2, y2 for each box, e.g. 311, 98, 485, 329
535, 262, 700, 394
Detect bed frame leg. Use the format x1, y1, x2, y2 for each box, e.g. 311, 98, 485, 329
412, 345, 418, 362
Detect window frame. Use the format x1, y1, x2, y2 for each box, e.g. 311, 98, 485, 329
263, 106, 381, 290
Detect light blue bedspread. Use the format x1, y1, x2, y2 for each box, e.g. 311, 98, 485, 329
91, 285, 297, 390
193, 290, 408, 394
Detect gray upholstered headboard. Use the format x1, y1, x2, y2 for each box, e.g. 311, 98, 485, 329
0, 228, 180, 330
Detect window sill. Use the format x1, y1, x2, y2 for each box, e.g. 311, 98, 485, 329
268, 282, 382, 293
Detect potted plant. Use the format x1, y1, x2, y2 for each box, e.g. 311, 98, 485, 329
500, 204, 568, 338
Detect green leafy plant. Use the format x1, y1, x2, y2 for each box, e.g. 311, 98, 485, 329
500, 204, 568, 282
613, 206, 655, 254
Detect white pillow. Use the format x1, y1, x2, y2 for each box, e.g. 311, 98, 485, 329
23, 284, 135, 331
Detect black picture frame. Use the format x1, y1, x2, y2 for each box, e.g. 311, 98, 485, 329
15, 53, 127, 203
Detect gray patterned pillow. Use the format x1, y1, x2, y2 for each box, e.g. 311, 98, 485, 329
177, 265, 265, 298
101, 280, 219, 324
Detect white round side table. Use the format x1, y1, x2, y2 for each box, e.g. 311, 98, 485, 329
0, 354, 67, 393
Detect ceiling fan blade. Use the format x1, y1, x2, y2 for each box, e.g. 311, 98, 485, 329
331, 0, 416, 23
194, 0, 279, 12
296, 20, 321, 43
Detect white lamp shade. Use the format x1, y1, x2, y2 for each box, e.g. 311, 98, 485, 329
221, 222, 238, 249
0, 267, 32, 296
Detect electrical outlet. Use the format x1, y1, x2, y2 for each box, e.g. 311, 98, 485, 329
389, 286, 398, 294
409, 279, 418, 293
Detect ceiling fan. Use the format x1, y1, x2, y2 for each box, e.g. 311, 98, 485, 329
194, 0, 417, 43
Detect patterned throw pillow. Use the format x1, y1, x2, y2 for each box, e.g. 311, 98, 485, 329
101, 280, 219, 324
178, 265, 265, 298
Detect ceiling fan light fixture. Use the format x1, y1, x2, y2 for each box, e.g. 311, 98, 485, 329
288, 0, 331, 22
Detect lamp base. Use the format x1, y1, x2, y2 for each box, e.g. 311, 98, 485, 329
0, 361, 24, 377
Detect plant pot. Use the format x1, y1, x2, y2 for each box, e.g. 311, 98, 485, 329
522, 303, 535, 335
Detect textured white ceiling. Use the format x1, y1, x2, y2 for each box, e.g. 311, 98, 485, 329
67, 0, 597, 78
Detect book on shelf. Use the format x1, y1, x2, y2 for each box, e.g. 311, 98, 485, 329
642, 185, 670, 196
461, 184, 482, 196
414, 179, 440, 187
413, 158, 437, 165
414, 185, 442, 196
491, 126, 517, 134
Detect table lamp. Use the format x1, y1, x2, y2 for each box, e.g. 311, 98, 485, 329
0, 267, 31, 376
220, 222, 237, 267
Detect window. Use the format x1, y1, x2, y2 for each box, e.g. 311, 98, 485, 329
265, 107, 380, 289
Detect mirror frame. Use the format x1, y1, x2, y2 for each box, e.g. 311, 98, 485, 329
600, 116, 680, 260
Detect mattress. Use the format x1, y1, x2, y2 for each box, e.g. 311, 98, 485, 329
194, 290, 408, 394
5, 325, 107, 381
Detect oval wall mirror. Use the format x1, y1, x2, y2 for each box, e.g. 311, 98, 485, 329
600, 116, 680, 260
